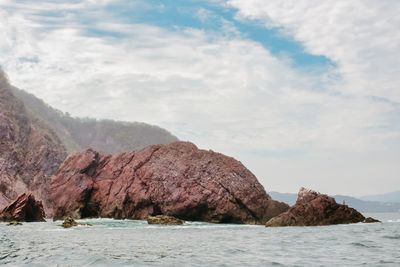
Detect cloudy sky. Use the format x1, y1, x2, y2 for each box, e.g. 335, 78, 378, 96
1, 0, 399, 196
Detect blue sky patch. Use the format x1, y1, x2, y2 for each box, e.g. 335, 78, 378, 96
88, 0, 334, 69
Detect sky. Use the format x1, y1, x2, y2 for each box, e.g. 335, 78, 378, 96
0, 0, 399, 196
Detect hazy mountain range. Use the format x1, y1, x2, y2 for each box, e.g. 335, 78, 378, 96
269, 191, 400, 213
360, 191, 400, 203
11, 87, 178, 154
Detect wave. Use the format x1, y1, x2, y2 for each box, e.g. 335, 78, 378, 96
382, 234, 400, 240
351, 242, 378, 248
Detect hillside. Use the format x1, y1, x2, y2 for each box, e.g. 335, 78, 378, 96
0, 70, 67, 210
11, 87, 178, 154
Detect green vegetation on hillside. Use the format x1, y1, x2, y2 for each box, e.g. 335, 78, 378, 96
11, 87, 178, 154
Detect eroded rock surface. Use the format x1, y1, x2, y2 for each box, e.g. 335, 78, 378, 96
266, 188, 367, 227
51, 142, 289, 224
0, 193, 45, 222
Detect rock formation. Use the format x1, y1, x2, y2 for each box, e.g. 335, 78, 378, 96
147, 215, 184, 225
0, 193, 45, 222
0, 71, 67, 212
266, 188, 368, 227
50, 141, 289, 224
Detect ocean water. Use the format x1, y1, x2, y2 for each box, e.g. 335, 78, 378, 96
1, 213, 399, 266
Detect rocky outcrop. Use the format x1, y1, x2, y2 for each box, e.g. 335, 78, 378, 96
147, 215, 184, 225
0, 71, 67, 212
266, 188, 367, 227
50, 142, 289, 224
0, 193, 45, 222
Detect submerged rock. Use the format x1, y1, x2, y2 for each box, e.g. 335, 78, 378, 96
0, 193, 45, 222
266, 188, 368, 227
62, 217, 78, 228
147, 215, 184, 225
60, 216, 92, 228
7, 220, 23, 226
51, 141, 289, 224
363, 217, 381, 223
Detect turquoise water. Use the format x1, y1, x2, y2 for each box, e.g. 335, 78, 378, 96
1, 213, 399, 266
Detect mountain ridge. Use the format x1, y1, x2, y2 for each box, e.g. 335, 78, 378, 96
11, 86, 179, 154
360, 191, 400, 203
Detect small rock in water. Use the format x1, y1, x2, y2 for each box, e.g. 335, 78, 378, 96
7, 221, 23, 226
62, 217, 78, 228
147, 215, 184, 225
363, 217, 381, 223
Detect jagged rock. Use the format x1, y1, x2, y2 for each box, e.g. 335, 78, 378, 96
363, 217, 381, 223
147, 215, 184, 225
0, 193, 45, 222
50, 141, 289, 224
62, 217, 78, 228
266, 188, 368, 227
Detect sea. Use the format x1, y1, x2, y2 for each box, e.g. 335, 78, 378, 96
1, 213, 399, 266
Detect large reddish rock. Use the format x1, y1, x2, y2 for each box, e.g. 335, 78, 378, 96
0, 71, 67, 212
0, 193, 45, 222
50, 142, 289, 224
266, 188, 367, 227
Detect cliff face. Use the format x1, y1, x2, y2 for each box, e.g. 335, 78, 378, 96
266, 188, 366, 227
50, 142, 289, 224
11, 87, 178, 154
0, 71, 67, 211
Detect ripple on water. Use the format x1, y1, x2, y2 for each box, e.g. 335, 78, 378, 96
350, 242, 379, 248
382, 234, 400, 240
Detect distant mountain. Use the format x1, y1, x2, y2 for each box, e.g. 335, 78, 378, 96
268, 192, 297, 206
269, 191, 400, 213
360, 191, 400, 203
11, 87, 178, 154
333, 195, 400, 213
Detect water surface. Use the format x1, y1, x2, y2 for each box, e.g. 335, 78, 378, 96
1, 213, 399, 266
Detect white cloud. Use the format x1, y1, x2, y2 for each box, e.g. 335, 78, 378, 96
0, 0, 399, 194
223, 0, 400, 103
